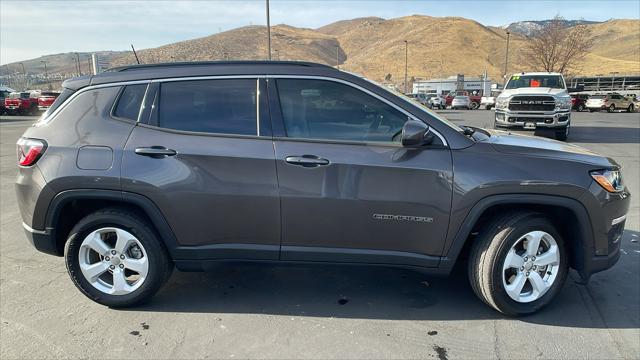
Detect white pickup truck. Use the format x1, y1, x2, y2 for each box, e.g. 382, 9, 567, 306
494, 72, 572, 141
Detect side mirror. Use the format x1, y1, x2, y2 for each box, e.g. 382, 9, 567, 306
401, 119, 434, 147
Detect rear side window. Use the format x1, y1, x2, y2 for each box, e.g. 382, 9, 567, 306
157, 79, 257, 135
113, 84, 147, 121
41, 88, 75, 119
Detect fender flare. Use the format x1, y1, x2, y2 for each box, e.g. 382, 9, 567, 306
45, 189, 180, 256
439, 194, 594, 273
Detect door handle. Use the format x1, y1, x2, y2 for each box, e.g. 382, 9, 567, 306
135, 146, 177, 158
285, 155, 330, 167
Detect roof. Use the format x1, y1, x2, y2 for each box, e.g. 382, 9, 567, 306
63, 61, 342, 91
510, 72, 563, 76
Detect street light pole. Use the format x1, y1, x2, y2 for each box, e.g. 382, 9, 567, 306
41, 60, 51, 90
266, 0, 271, 60
20, 62, 27, 90
404, 40, 408, 94
503, 31, 510, 80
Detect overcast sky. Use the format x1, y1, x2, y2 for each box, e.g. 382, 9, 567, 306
1, 0, 638, 64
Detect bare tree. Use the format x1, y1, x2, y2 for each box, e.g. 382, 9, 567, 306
523, 16, 594, 74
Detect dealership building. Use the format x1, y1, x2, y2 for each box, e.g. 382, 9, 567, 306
412, 75, 492, 96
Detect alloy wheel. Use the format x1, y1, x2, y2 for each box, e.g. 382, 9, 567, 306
502, 231, 560, 303
78, 227, 149, 295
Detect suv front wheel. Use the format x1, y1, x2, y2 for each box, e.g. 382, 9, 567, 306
64, 208, 173, 307
468, 212, 568, 316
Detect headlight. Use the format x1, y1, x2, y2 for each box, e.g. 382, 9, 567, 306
496, 98, 509, 109
590, 169, 624, 193
556, 97, 572, 110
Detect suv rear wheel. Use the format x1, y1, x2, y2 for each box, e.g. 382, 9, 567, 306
608, 104, 616, 113
64, 208, 173, 307
628, 104, 634, 113
468, 212, 568, 316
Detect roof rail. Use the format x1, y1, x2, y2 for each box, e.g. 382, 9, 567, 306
106, 60, 334, 72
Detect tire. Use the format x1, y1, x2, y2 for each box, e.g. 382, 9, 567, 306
64, 208, 173, 307
554, 124, 569, 141
468, 212, 568, 316
608, 104, 615, 113
628, 105, 634, 113
470, 102, 479, 110
486, 105, 493, 110
577, 104, 584, 112
588, 109, 596, 113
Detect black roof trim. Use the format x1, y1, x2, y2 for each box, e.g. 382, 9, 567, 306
107, 60, 333, 73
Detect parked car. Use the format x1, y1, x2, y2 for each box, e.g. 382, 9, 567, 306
0, 89, 11, 115
494, 72, 572, 141
570, 93, 589, 112
586, 93, 635, 113
428, 95, 446, 109
16, 61, 629, 316
480, 91, 501, 110
451, 95, 471, 109
37, 91, 61, 112
4, 92, 39, 115
446, 92, 481, 110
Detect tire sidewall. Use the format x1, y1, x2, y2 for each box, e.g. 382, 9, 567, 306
65, 211, 169, 307
489, 216, 569, 315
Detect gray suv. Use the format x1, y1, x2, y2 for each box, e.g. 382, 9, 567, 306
16, 62, 630, 315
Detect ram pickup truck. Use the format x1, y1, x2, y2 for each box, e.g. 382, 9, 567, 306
5, 92, 39, 115
494, 72, 572, 141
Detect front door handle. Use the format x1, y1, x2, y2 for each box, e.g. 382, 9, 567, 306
135, 146, 177, 158
285, 155, 330, 168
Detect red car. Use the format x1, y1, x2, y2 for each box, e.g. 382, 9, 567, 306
4, 92, 39, 115
570, 93, 589, 112
445, 91, 482, 109
38, 91, 60, 112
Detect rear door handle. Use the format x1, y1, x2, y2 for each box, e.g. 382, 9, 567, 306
285, 155, 330, 167
135, 146, 177, 158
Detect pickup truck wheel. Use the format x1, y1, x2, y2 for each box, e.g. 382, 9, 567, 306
468, 212, 568, 316
470, 102, 479, 110
64, 208, 173, 307
554, 125, 569, 141
577, 104, 585, 112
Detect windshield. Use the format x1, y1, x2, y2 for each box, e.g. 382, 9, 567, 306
454, 96, 467, 100
506, 75, 565, 89
363, 77, 464, 135
590, 95, 606, 99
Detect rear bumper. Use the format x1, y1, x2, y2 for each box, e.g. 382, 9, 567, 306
22, 222, 58, 256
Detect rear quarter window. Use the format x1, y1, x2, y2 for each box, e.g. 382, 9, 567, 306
113, 84, 148, 121
43, 87, 120, 124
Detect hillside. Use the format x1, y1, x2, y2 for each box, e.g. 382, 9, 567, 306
3, 16, 638, 90
505, 19, 602, 36
109, 25, 344, 67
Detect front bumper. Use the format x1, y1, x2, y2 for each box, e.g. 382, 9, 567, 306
495, 109, 571, 128
577, 183, 631, 281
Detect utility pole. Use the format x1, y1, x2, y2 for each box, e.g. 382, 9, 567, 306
41, 60, 52, 90
404, 40, 408, 94
19, 62, 28, 90
503, 31, 510, 80
73, 53, 81, 76
274, 49, 280, 60
266, 0, 272, 60
610, 71, 619, 91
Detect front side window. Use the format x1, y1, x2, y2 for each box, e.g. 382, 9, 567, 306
276, 79, 408, 142
157, 79, 257, 135
113, 84, 147, 121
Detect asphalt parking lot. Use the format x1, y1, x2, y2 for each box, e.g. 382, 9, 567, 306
1, 110, 638, 359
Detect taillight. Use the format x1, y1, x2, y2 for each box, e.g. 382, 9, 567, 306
17, 138, 46, 167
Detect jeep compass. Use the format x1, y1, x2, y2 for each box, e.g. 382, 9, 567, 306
16, 61, 630, 315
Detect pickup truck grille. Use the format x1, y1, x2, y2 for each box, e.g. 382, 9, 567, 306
509, 96, 555, 111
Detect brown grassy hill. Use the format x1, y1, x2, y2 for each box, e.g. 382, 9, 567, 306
111, 24, 344, 67
318, 15, 529, 82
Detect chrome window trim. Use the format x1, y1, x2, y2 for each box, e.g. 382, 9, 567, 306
37, 79, 152, 126
36, 74, 448, 146
256, 79, 260, 137
267, 75, 448, 146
